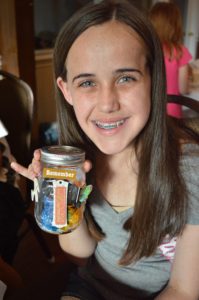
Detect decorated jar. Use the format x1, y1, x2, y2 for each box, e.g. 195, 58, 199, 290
31, 145, 92, 234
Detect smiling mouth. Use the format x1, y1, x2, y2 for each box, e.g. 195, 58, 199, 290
94, 119, 125, 130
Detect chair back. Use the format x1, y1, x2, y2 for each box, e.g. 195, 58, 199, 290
167, 94, 199, 135
167, 94, 199, 113
0, 70, 34, 166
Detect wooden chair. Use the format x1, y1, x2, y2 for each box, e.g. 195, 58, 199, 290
167, 94, 199, 135
0, 70, 34, 166
0, 70, 53, 262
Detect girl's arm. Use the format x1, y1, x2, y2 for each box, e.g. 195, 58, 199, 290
155, 224, 199, 300
178, 64, 190, 95
59, 218, 96, 258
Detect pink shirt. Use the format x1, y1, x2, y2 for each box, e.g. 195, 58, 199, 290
164, 46, 192, 118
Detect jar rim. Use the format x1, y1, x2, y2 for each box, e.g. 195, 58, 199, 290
41, 145, 85, 166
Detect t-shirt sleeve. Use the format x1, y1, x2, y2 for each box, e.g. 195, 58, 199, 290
179, 46, 192, 67
181, 149, 199, 225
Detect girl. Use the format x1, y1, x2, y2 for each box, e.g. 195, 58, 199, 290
12, 1, 199, 299
149, 2, 192, 118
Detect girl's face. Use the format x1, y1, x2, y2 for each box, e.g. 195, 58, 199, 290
57, 21, 151, 155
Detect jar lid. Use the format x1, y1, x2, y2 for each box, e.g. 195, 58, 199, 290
41, 146, 85, 166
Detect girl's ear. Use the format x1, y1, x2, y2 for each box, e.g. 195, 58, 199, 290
56, 77, 73, 105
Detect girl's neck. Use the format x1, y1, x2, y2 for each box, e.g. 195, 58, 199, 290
95, 146, 138, 182
95, 147, 139, 207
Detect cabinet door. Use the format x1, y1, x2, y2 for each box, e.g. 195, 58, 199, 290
0, 0, 19, 76
0, 0, 36, 93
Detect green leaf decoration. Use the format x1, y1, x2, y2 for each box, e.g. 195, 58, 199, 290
79, 185, 93, 203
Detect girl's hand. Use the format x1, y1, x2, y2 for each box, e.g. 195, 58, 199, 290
82, 160, 92, 173
11, 149, 42, 181
10, 148, 92, 181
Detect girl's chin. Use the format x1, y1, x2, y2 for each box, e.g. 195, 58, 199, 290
94, 142, 130, 156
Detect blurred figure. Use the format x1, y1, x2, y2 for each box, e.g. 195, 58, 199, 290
149, 2, 192, 118
0, 120, 25, 265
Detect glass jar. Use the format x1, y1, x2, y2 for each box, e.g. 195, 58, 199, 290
32, 145, 86, 234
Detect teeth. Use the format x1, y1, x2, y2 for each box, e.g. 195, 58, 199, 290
95, 120, 125, 129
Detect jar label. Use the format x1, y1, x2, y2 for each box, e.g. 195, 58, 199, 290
53, 180, 69, 227
43, 167, 76, 181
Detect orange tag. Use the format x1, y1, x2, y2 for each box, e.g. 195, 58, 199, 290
43, 167, 76, 181
53, 181, 68, 227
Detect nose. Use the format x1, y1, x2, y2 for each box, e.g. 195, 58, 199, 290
97, 84, 120, 113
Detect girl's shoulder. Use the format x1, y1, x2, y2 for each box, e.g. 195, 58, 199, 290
180, 142, 199, 189
180, 143, 199, 169
164, 44, 192, 63
181, 142, 199, 176
181, 142, 199, 156
178, 45, 192, 64
180, 143, 199, 225
182, 141, 199, 150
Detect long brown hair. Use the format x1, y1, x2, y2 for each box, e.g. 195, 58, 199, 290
149, 2, 184, 60
53, 0, 188, 264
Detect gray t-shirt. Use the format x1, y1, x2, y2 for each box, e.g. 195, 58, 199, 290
79, 143, 199, 300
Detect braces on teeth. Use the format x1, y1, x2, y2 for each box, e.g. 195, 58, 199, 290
95, 120, 124, 129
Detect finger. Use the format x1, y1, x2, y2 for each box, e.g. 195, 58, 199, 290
83, 160, 92, 173
10, 161, 36, 181
33, 148, 41, 160
30, 149, 42, 174
32, 159, 42, 175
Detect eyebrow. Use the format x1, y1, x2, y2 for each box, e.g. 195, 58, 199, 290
72, 73, 94, 83
72, 68, 143, 83
115, 68, 143, 75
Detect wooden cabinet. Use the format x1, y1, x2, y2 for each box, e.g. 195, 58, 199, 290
0, 0, 19, 76
0, 0, 36, 93
35, 49, 56, 124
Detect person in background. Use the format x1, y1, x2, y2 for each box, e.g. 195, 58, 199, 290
149, 2, 192, 118
0, 120, 25, 265
0, 120, 24, 298
11, 1, 199, 299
